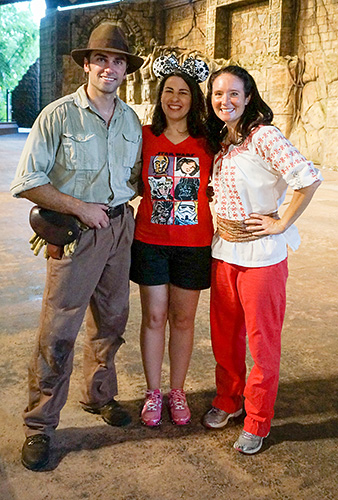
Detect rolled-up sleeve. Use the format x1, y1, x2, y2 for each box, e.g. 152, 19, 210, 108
10, 171, 51, 196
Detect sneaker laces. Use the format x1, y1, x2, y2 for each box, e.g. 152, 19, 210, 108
145, 391, 162, 411
241, 430, 256, 440
170, 389, 187, 410
209, 407, 222, 415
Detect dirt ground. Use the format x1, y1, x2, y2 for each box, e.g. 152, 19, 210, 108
0, 133, 337, 500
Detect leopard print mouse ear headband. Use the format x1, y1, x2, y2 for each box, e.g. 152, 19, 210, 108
152, 54, 209, 83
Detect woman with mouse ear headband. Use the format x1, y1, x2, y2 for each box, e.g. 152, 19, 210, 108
130, 53, 214, 428
152, 54, 210, 83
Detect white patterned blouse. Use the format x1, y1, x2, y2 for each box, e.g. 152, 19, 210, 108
212, 125, 323, 267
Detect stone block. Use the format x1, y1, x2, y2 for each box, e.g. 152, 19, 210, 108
267, 96, 293, 115
62, 55, 85, 96
303, 100, 326, 130
326, 97, 338, 127
302, 128, 322, 164
323, 53, 338, 83
131, 103, 155, 124
328, 81, 338, 98
250, 69, 266, 91
320, 128, 338, 169
301, 81, 321, 115
317, 73, 328, 101
273, 114, 293, 137
289, 122, 312, 159
267, 64, 292, 90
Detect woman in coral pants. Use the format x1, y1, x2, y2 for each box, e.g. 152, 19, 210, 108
202, 65, 322, 454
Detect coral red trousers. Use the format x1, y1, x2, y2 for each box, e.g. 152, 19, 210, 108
210, 257, 288, 437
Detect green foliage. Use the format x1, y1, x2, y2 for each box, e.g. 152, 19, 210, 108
0, 4, 39, 121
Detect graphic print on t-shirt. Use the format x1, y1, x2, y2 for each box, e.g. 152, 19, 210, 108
149, 155, 200, 225
149, 176, 173, 200
174, 201, 198, 225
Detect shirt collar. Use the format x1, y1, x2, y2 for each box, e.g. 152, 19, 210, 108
74, 84, 90, 109
74, 84, 124, 120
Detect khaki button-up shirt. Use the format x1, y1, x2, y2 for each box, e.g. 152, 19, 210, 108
11, 85, 142, 206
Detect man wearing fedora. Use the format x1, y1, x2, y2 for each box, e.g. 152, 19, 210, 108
11, 22, 144, 471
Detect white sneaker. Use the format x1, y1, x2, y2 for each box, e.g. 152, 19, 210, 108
202, 406, 242, 429
233, 430, 269, 454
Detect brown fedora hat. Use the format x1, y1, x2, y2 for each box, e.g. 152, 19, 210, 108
71, 22, 144, 74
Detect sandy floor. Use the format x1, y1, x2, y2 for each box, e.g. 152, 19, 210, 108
0, 134, 337, 500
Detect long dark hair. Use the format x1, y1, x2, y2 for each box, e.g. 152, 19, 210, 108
206, 65, 273, 153
151, 70, 207, 138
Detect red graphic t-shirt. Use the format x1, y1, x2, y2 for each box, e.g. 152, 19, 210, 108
134, 125, 214, 247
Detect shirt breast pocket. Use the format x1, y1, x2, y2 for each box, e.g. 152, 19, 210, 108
122, 132, 140, 170
62, 133, 100, 171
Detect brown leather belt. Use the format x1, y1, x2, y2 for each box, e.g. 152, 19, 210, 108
106, 203, 125, 219
217, 212, 279, 242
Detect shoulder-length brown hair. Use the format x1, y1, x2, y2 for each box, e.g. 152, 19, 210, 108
151, 70, 207, 138
206, 65, 273, 153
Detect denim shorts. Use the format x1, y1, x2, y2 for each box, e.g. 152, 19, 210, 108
130, 240, 211, 290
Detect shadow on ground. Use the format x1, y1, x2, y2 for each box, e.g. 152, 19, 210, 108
40, 376, 338, 470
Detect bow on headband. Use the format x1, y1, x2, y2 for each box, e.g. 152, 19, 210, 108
153, 54, 209, 83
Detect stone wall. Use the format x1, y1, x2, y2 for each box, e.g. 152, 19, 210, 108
12, 60, 40, 128
39, 0, 338, 169
40, 14, 58, 109
214, 1, 270, 59
40, 0, 162, 108
163, 0, 207, 53
290, 0, 338, 170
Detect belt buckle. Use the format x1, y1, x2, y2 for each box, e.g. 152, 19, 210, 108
106, 206, 114, 218
107, 204, 124, 219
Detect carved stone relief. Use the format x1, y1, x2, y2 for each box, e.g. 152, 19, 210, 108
54, 0, 338, 169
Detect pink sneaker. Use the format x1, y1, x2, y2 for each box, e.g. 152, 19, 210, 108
141, 389, 163, 427
168, 389, 191, 425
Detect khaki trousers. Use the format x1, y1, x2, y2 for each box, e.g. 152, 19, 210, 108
24, 207, 134, 437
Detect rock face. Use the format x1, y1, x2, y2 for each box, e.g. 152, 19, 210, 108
18, 0, 338, 169
12, 60, 40, 128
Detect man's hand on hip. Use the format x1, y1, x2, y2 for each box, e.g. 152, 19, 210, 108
19, 184, 110, 230
79, 203, 110, 229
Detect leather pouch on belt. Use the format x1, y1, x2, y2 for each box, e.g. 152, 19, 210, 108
29, 206, 81, 246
